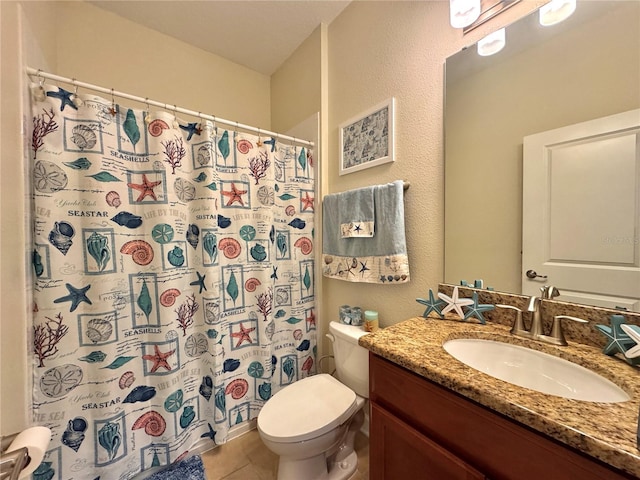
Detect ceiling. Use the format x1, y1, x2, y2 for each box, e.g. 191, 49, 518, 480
89, 1, 351, 76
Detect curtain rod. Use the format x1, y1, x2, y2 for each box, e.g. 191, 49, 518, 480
26, 67, 314, 148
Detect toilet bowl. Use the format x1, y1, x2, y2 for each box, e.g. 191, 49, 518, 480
257, 322, 369, 480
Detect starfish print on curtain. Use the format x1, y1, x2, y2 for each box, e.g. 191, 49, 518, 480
29, 83, 316, 480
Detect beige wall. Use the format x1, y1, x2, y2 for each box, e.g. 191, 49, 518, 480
445, 2, 640, 293
271, 26, 322, 134
55, 2, 271, 129
322, 0, 538, 341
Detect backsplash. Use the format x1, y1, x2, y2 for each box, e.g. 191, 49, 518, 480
439, 283, 640, 349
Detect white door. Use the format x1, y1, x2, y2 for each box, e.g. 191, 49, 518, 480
522, 109, 640, 311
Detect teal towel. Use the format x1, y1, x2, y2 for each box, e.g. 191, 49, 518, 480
337, 185, 375, 237
322, 180, 410, 283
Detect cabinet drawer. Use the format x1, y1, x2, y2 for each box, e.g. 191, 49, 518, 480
370, 353, 633, 480
371, 402, 486, 480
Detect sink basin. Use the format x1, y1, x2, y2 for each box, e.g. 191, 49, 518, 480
443, 338, 630, 403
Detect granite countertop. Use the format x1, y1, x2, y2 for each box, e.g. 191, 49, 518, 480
359, 317, 640, 478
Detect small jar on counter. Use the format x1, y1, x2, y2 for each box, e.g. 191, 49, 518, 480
339, 305, 352, 324
349, 307, 363, 326
364, 310, 379, 332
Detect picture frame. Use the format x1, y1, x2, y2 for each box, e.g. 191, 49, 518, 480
339, 97, 395, 176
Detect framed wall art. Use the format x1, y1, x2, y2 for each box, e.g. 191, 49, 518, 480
339, 97, 395, 176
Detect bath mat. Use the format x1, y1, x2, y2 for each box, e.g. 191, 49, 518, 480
146, 455, 206, 480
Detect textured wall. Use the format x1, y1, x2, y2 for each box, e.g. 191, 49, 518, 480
271, 25, 322, 134
55, 2, 271, 129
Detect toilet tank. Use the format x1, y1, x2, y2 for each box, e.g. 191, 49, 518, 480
328, 321, 370, 398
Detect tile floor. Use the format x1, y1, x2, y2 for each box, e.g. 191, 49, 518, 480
202, 428, 370, 480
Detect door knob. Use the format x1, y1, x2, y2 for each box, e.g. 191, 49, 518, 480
526, 269, 548, 279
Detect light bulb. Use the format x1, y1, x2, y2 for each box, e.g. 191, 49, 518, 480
450, 0, 482, 29
539, 0, 576, 27
477, 28, 506, 56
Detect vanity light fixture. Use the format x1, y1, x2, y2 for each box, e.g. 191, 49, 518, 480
450, 0, 482, 29
539, 0, 576, 27
477, 27, 506, 56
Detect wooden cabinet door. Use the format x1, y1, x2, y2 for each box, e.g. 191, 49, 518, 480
370, 402, 486, 480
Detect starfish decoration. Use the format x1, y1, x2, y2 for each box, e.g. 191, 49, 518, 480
620, 324, 640, 361
127, 174, 162, 202
380, 275, 387, 283
142, 344, 176, 373
200, 423, 217, 443
221, 182, 247, 206
353, 224, 362, 233
306, 309, 316, 328
53, 283, 92, 312
359, 261, 370, 276
438, 286, 473, 319
463, 292, 494, 324
180, 122, 202, 141
46, 87, 78, 111
264, 137, 276, 152
230, 322, 256, 348
301, 191, 314, 212
595, 315, 636, 356
190, 271, 207, 293
416, 289, 445, 319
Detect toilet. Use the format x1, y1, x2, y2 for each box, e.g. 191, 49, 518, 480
257, 321, 369, 480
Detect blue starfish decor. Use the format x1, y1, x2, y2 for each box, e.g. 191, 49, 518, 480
180, 122, 202, 141
190, 271, 207, 294
463, 292, 494, 324
53, 282, 92, 312
46, 87, 78, 111
596, 315, 637, 357
416, 289, 445, 319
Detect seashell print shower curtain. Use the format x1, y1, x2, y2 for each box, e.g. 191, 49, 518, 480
29, 84, 316, 480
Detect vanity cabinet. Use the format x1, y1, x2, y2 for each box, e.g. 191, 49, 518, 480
369, 353, 636, 480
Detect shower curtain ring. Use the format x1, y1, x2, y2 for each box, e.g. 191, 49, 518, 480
33, 69, 46, 102
144, 98, 151, 124
172, 104, 179, 129
109, 88, 117, 116
70, 78, 84, 107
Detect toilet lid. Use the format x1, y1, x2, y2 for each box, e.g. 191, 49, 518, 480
258, 374, 358, 443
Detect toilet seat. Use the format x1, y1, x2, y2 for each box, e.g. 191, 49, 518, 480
258, 374, 358, 443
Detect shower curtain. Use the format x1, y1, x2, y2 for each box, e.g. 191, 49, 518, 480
29, 84, 316, 480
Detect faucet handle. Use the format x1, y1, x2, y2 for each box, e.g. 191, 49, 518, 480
540, 285, 560, 299
549, 315, 588, 346
496, 305, 526, 335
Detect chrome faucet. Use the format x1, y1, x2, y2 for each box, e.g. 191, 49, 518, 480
526, 295, 545, 339
497, 286, 586, 346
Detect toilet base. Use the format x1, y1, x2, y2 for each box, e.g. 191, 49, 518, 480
276, 449, 358, 480
276, 404, 364, 480
327, 449, 359, 480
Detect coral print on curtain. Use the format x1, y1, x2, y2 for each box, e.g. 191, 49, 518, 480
29, 84, 316, 480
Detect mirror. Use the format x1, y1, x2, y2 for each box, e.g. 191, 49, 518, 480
444, 1, 640, 307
